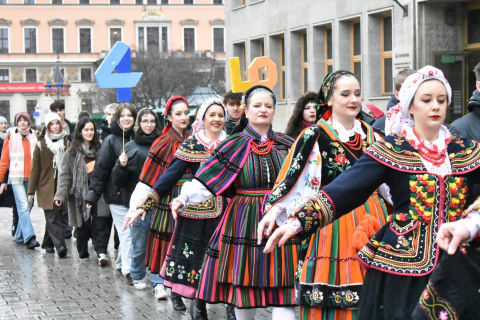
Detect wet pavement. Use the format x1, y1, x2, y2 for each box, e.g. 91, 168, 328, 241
0, 206, 272, 320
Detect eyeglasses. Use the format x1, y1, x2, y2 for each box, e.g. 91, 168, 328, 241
140, 120, 156, 125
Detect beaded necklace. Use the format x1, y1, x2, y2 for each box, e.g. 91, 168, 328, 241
250, 139, 274, 155
412, 128, 446, 165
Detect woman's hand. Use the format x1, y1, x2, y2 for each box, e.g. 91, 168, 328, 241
263, 224, 296, 254
86, 203, 92, 209
257, 213, 277, 245
119, 152, 128, 167
122, 209, 146, 231
171, 200, 183, 221
0, 183, 7, 195
28, 195, 34, 203
437, 221, 470, 255
55, 200, 62, 207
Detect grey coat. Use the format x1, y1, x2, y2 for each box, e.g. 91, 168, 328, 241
54, 150, 109, 228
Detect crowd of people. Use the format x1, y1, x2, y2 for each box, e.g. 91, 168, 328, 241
0, 63, 479, 320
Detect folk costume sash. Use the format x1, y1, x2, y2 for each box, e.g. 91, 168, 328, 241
8, 128, 38, 184
139, 128, 189, 187
194, 123, 293, 196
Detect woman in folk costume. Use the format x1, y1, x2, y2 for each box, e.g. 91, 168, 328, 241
28, 113, 68, 257
284, 91, 318, 139
126, 98, 230, 320
54, 117, 109, 262
170, 85, 296, 320
259, 71, 389, 320
0, 113, 39, 249
264, 66, 480, 319
125, 96, 190, 307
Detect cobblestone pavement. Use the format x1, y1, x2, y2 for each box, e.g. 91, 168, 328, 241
0, 206, 273, 320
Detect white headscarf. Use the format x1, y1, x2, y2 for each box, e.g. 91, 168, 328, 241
385, 66, 452, 136
191, 98, 227, 135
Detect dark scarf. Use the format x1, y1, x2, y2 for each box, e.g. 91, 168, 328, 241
134, 132, 160, 146
315, 70, 355, 120
70, 143, 97, 226
224, 116, 239, 135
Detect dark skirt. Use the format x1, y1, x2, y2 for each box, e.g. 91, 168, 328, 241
161, 213, 222, 298
358, 268, 430, 320
413, 242, 480, 320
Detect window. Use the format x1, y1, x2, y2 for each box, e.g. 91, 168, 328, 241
467, 8, 480, 45
233, 42, 246, 81
147, 0, 156, 4
233, 0, 244, 6
0, 101, 10, 123
279, 35, 286, 101
0, 0, 6, 4
147, 27, 159, 50
325, 26, 333, 75
258, 38, 265, 80
213, 28, 224, 53
381, 14, 393, 95
110, 0, 120, 4
79, 28, 91, 53
26, 100, 36, 124
351, 20, 361, 87
135, 0, 142, 4
24, 0, 34, 3
52, 0, 62, 4
162, 27, 168, 52
138, 27, 144, 52
301, 31, 308, 94
81, 68, 91, 82
52, 28, 64, 54
82, 99, 92, 114
213, 0, 222, 3
79, 0, 89, 3
26, 69, 36, 82
184, 0, 193, 4
24, 28, 37, 54
0, 69, 8, 82
184, 28, 195, 52
161, 0, 168, 3
110, 28, 122, 49
0, 28, 8, 54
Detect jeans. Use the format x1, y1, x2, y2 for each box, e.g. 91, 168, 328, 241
130, 212, 164, 289
11, 180, 36, 243
109, 204, 132, 276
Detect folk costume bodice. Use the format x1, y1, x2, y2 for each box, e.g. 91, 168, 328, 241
290, 132, 480, 276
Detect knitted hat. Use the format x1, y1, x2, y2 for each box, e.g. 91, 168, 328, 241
45, 113, 61, 127
16, 112, 30, 125
0, 116, 7, 123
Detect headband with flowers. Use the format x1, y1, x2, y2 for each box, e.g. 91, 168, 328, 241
191, 98, 227, 135
315, 70, 355, 121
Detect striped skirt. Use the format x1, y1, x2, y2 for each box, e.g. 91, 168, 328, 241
197, 189, 299, 308
146, 188, 178, 274
297, 193, 389, 320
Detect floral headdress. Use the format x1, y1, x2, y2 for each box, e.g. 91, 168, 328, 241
191, 98, 227, 135
315, 70, 354, 120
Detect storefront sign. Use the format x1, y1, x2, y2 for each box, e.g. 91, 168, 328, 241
393, 45, 413, 71
0, 83, 46, 93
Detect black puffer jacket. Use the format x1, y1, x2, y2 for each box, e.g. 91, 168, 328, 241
449, 90, 480, 142
111, 133, 159, 207
99, 120, 112, 141
85, 119, 134, 205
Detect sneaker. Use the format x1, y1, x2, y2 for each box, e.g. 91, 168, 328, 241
98, 253, 108, 267
133, 278, 148, 290
154, 284, 168, 300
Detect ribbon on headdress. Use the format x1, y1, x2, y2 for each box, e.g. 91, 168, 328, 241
315, 70, 355, 120
385, 66, 452, 136
162, 96, 189, 135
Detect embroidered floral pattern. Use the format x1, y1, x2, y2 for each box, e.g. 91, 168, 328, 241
446, 176, 468, 222
304, 174, 321, 192
407, 174, 436, 222
288, 154, 303, 175
329, 290, 359, 307
322, 141, 351, 177
182, 243, 194, 258
165, 261, 187, 279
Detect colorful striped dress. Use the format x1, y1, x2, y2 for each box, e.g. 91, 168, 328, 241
265, 119, 389, 319
137, 128, 189, 274
191, 124, 297, 308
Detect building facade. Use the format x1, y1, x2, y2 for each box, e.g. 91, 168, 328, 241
225, 0, 480, 131
0, 0, 225, 126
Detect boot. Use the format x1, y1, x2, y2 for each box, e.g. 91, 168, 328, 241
194, 299, 208, 320
26, 237, 40, 250
226, 305, 236, 320
171, 292, 187, 311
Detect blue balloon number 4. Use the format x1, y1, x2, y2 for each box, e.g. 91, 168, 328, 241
95, 42, 143, 103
